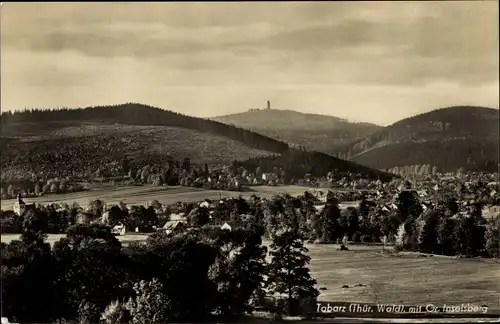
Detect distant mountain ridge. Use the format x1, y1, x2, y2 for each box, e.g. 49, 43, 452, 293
212, 108, 382, 153
337, 106, 499, 172
213, 109, 369, 130
0, 103, 394, 181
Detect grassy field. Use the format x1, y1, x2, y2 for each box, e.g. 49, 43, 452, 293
0, 184, 318, 210
306, 244, 500, 309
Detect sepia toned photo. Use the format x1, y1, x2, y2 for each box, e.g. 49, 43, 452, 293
1, 2, 499, 323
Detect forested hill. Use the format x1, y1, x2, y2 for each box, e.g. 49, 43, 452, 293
213, 109, 363, 130
336, 106, 500, 172
238, 149, 395, 182
0, 103, 290, 154
212, 109, 381, 154
1, 103, 396, 181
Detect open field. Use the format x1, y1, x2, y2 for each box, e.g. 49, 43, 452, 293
2, 232, 499, 315
0, 184, 341, 210
306, 244, 500, 310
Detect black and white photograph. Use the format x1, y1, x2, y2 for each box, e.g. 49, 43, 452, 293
1, 2, 499, 323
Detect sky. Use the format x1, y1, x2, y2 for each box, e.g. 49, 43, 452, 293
1, 2, 498, 125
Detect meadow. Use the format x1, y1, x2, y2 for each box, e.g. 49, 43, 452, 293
306, 245, 500, 309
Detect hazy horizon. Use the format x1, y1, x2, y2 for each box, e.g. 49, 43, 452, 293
1, 2, 498, 126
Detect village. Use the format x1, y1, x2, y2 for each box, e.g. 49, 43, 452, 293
4, 168, 499, 240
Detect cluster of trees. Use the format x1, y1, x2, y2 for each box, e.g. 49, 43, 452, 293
2, 152, 249, 196
249, 191, 500, 258
164, 190, 500, 259
395, 208, 500, 258
387, 164, 439, 178
0, 200, 168, 235
121, 159, 254, 191
1, 222, 319, 323
1, 178, 85, 200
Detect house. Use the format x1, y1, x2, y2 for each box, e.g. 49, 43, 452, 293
417, 190, 428, 198
326, 190, 336, 202
112, 222, 126, 236
162, 220, 186, 234
12, 193, 35, 216
421, 202, 432, 212
2, 316, 18, 324
314, 205, 325, 212
169, 213, 184, 220
101, 211, 110, 224
262, 173, 278, 182
316, 194, 327, 203
488, 205, 500, 214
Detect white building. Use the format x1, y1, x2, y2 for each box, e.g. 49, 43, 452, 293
112, 223, 126, 236
13, 194, 26, 216
262, 173, 277, 182
221, 222, 232, 231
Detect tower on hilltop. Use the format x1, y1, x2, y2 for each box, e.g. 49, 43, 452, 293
267, 100, 271, 110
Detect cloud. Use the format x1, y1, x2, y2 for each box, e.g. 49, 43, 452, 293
1, 2, 498, 124
0, 2, 359, 28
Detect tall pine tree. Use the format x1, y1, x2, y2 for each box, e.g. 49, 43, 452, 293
267, 230, 319, 316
